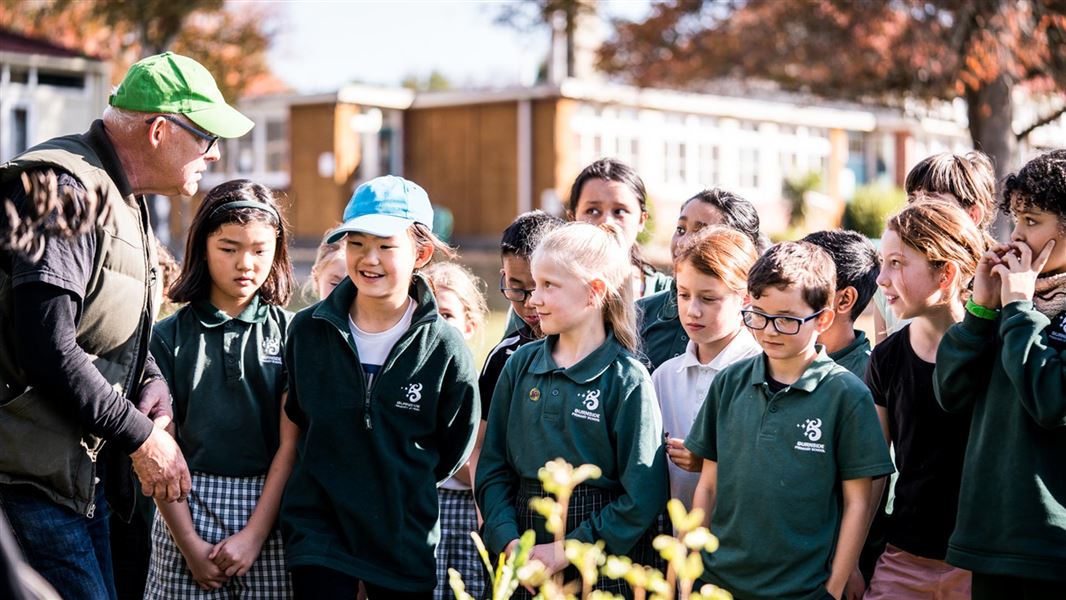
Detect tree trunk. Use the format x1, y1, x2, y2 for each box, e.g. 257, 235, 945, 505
966, 73, 1016, 241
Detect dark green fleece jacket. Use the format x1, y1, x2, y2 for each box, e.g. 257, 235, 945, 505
935, 301, 1066, 581
279, 275, 479, 591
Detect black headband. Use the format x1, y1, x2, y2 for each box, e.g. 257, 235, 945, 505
209, 200, 280, 222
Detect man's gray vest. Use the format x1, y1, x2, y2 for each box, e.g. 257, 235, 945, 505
0, 132, 157, 516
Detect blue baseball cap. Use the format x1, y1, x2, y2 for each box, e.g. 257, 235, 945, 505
327, 176, 435, 243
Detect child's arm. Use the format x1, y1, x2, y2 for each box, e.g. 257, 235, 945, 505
826, 477, 872, 600
474, 366, 522, 556
155, 496, 228, 590
995, 240, 1066, 427
934, 251, 1001, 413
434, 353, 480, 483
692, 458, 718, 527
209, 393, 299, 577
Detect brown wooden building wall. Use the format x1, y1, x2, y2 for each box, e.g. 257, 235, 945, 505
288, 102, 362, 240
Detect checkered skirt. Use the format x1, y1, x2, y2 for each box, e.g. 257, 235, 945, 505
511, 479, 665, 600
434, 488, 486, 600
144, 472, 291, 599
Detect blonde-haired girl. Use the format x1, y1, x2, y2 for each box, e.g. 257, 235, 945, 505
475, 222, 668, 598
423, 261, 488, 600
864, 198, 986, 600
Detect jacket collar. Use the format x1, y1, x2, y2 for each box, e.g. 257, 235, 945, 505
312, 272, 439, 335
750, 345, 837, 393
192, 295, 268, 327
530, 331, 623, 384
84, 120, 134, 198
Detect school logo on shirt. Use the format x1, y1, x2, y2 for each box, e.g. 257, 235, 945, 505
529, 387, 541, 402
396, 383, 424, 412
794, 418, 825, 453
261, 337, 283, 365
572, 389, 602, 423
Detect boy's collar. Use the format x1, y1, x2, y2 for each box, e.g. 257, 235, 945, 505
530, 331, 622, 383
751, 345, 837, 393
828, 329, 868, 361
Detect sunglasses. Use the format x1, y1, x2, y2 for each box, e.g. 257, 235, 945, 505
146, 115, 219, 155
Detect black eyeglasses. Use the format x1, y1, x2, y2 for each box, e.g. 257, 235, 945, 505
146, 115, 219, 155
499, 274, 535, 302
741, 308, 826, 335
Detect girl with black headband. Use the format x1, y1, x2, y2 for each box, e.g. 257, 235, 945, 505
145, 179, 297, 598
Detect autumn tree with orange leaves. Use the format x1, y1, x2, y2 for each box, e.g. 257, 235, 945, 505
600, 0, 1066, 220
0, 0, 281, 101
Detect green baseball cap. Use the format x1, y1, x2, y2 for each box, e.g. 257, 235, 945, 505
109, 51, 253, 138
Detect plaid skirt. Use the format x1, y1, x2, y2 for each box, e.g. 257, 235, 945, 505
434, 488, 486, 600
145, 472, 291, 599
511, 479, 665, 600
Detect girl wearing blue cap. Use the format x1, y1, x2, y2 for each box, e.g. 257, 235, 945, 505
280, 176, 480, 599
145, 179, 296, 598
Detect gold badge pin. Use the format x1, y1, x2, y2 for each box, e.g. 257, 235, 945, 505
529, 387, 541, 402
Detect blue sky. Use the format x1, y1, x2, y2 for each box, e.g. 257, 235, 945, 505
268, 1, 651, 92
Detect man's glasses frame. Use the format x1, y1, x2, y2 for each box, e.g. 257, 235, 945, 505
145, 115, 219, 155
499, 274, 535, 303
741, 308, 827, 335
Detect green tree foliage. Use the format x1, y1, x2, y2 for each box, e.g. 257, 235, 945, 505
844, 183, 907, 239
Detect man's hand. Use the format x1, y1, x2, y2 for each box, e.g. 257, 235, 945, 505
130, 426, 191, 502
137, 378, 173, 430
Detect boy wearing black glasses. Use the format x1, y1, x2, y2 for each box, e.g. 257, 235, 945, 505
476, 211, 563, 422
685, 241, 892, 600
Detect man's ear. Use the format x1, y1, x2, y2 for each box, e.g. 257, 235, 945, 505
836, 286, 858, 315
145, 116, 166, 149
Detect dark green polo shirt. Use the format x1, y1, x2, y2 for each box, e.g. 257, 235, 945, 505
637, 281, 689, 371
827, 330, 872, 379
476, 333, 669, 557
151, 296, 292, 477
686, 351, 893, 600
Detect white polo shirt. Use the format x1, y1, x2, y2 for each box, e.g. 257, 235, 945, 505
651, 329, 762, 508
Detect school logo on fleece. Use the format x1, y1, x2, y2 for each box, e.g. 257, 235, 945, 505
261, 337, 282, 365
395, 383, 423, 412
572, 389, 602, 423
794, 418, 825, 453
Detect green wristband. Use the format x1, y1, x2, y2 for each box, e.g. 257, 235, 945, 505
965, 297, 1000, 320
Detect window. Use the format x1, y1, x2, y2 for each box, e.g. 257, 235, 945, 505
9, 68, 29, 84
739, 147, 760, 188
265, 119, 288, 173
697, 143, 719, 186
13, 108, 28, 154
37, 71, 84, 89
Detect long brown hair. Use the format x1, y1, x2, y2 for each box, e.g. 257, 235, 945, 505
886, 197, 986, 300
169, 179, 295, 306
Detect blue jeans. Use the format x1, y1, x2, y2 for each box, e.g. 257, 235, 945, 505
0, 483, 116, 600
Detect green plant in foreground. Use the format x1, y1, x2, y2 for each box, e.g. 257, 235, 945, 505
450, 459, 733, 600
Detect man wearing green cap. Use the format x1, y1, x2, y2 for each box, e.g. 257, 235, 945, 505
0, 51, 252, 599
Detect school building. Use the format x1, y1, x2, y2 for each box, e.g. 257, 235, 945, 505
195, 78, 995, 255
